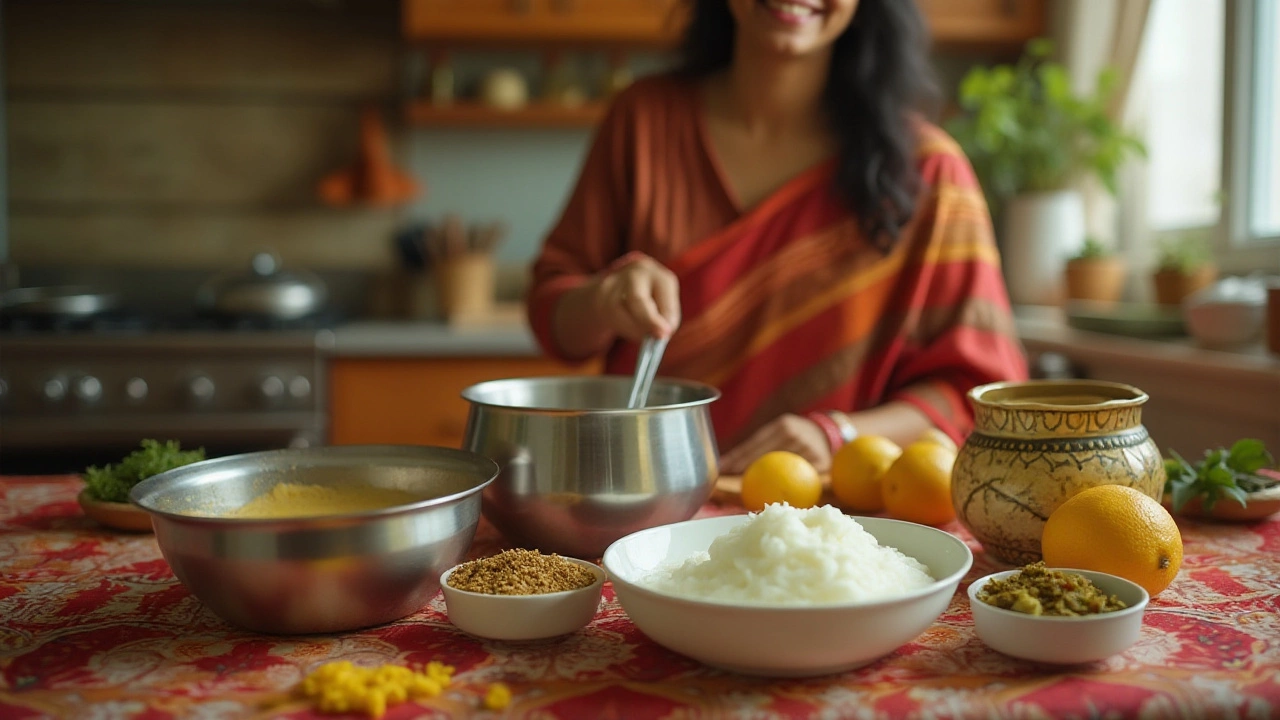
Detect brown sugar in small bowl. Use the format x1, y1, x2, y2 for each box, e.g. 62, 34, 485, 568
440, 555, 604, 641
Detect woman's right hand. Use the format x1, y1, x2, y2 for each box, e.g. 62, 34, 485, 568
590, 254, 682, 342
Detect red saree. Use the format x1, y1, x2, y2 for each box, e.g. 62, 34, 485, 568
528, 75, 1027, 448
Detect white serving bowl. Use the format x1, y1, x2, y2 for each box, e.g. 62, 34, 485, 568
968, 568, 1149, 664
601, 514, 973, 677
440, 557, 604, 641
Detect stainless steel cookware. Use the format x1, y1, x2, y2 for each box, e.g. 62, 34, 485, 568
130, 445, 498, 634
461, 376, 720, 558
0, 286, 121, 316
196, 252, 327, 320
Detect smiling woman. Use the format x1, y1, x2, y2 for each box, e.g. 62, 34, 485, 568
527, 0, 1027, 474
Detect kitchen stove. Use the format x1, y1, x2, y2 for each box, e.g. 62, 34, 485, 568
0, 310, 335, 474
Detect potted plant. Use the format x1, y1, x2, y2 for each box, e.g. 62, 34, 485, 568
1153, 231, 1217, 306
947, 39, 1146, 307
1064, 237, 1126, 305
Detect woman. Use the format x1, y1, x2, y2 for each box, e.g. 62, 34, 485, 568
527, 0, 1027, 474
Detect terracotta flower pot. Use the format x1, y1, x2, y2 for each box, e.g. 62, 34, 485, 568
1153, 266, 1217, 306
951, 380, 1165, 565
1064, 257, 1127, 305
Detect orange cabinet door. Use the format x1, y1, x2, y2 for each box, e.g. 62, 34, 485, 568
328, 356, 599, 450
542, 0, 682, 44
403, 0, 679, 44
916, 0, 1046, 46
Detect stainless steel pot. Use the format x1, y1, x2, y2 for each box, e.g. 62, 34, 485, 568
196, 252, 327, 320
461, 376, 720, 558
129, 445, 498, 635
0, 285, 121, 316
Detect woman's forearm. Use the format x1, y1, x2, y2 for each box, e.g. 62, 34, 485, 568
551, 278, 616, 360
842, 401, 935, 448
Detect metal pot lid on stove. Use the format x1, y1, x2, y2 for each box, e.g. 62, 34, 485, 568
0, 286, 122, 317
196, 252, 327, 320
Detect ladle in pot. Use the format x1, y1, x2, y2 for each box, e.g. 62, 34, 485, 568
627, 335, 669, 409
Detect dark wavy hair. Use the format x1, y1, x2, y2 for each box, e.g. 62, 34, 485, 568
678, 0, 937, 250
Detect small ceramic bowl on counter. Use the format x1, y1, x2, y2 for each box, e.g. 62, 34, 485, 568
440, 556, 605, 641
968, 568, 1149, 664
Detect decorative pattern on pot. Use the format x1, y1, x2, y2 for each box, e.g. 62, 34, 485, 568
952, 380, 1165, 565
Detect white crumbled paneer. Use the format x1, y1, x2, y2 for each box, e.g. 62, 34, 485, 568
644, 504, 935, 605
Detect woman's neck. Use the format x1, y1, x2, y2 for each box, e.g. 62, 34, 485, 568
723, 47, 831, 136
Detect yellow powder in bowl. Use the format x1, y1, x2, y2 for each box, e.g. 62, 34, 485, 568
228, 483, 424, 519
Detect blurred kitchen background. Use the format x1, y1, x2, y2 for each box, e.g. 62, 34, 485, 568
1, 0, 1277, 473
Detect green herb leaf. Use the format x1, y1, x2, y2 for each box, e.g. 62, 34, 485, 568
1220, 485, 1249, 508
1227, 439, 1273, 474
1170, 479, 1201, 512
82, 439, 206, 503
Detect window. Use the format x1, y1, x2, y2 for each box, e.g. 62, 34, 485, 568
1142, 0, 1224, 232
1243, 0, 1279, 240
1137, 0, 1279, 271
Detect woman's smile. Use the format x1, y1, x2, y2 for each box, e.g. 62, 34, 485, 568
759, 0, 823, 26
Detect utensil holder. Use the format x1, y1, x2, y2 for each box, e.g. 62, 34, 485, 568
436, 253, 495, 320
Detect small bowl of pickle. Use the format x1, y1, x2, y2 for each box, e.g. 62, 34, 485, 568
968, 562, 1149, 665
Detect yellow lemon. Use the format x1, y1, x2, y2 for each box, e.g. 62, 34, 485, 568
740, 451, 822, 511
830, 435, 902, 512
1042, 484, 1183, 597
881, 441, 957, 526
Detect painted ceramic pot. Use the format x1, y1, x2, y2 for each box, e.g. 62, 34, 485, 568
952, 380, 1165, 565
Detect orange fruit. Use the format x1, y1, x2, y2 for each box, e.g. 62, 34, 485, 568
740, 451, 822, 512
1041, 484, 1183, 597
830, 436, 902, 512
881, 441, 957, 526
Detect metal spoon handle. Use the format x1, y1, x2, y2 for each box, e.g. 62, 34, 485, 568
627, 335, 669, 409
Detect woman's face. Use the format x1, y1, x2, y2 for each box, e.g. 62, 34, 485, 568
727, 0, 860, 59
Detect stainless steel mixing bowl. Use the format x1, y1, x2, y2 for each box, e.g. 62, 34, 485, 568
461, 376, 720, 558
129, 445, 498, 635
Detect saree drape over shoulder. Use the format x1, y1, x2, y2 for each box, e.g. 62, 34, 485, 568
528, 75, 1027, 448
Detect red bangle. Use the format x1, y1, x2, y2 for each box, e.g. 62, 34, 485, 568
805, 411, 845, 454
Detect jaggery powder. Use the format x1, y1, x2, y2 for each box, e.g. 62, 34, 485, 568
447, 549, 597, 595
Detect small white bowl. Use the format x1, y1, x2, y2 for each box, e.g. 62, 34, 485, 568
602, 515, 973, 677
440, 557, 604, 641
968, 568, 1149, 664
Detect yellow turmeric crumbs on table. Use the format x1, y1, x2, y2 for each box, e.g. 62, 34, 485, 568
483, 683, 512, 711
229, 483, 423, 519
297, 660, 455, 718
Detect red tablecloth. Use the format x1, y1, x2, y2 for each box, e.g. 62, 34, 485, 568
2, 475, 1278, 719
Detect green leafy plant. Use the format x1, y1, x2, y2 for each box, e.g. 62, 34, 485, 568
1164, 439, 1277, 512
83, 439, 206, 503
946, 39, 1147, 204
1155, 231, 1214, 274
1070, 237, 1113, 261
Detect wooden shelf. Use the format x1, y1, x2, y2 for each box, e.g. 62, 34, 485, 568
405, 101, 606, 128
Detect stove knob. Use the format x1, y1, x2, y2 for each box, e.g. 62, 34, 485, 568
75, 376, 103, 403
188, 375, 216, 405
43, 377, 68, 404
259, 375, 285, 402
125, 377, 149, 402
288, 376, 312, 400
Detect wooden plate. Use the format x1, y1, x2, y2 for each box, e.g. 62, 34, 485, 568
77, 489, 154, 533
1163, 484, 1280, 522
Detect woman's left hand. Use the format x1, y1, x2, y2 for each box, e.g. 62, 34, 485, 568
720, 414, 832, 475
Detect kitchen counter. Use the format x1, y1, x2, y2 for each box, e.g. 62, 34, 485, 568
329, 319, 541, 357
1013, 306, 1280, 456
3, 474, 1278, 718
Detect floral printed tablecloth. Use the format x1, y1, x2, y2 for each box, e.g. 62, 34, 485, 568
2, 474, 1278, 720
